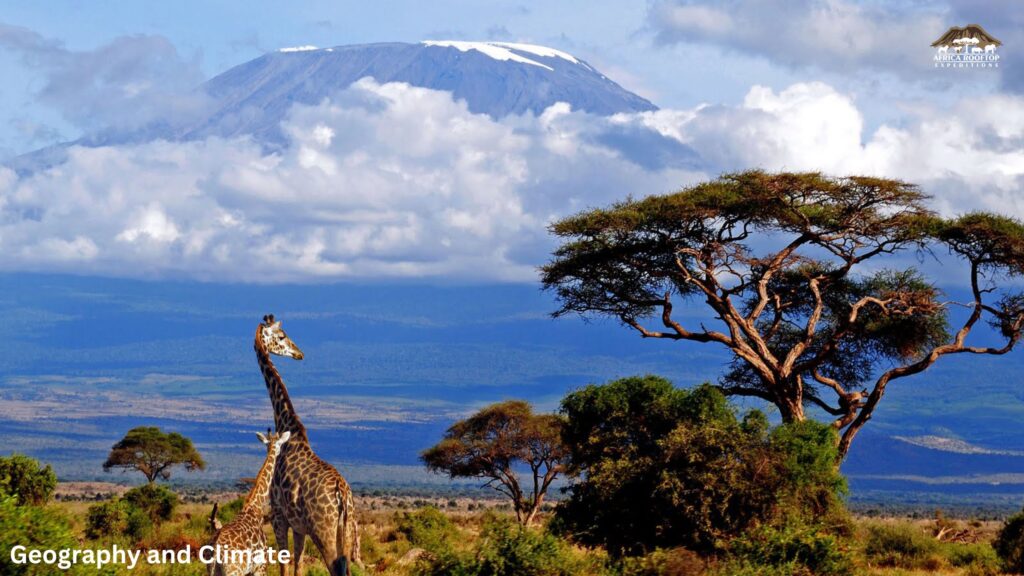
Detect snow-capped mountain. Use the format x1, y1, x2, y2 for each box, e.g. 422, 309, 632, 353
8, 41, 656, 172
184, 41, 656, 144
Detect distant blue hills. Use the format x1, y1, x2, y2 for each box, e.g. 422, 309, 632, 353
2, 273, 1023, 503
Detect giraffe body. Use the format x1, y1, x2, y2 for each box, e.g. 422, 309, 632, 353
254, 315, 360, 576
207, 430, 292, 576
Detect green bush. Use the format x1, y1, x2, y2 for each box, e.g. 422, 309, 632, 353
0, 454, 57, 506
556, 377, 850, 557
85, 497, 156, 541
124, 506, 154, 540
123, 483, 178, 523
86, 500, 129, 539
945, 542, 1000, 575
0, 493, 78, 576
216, 497, 244, 525
423, 514, 603, 576
725, 522, 853, 576
994, 507, 1024, 574
394, 506, 458, 553
863, 522, 943, 570
616, 548, 705, 576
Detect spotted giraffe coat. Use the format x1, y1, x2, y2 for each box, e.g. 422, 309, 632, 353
207, 430, 290, 576
255, 316, 360, 576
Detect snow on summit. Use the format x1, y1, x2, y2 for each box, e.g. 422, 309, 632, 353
422, 40, 582, 71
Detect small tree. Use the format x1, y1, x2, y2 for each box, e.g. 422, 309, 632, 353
103, 427, 205, 483
422, 401, 567, 526
0, 453, 57, 505
543, 171, 1024, 459
556, 376, 846, 557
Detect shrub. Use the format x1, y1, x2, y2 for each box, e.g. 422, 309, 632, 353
424, 514, 603, 576
123, 483, 178, 523
945, 543, 1000, 575
394, 506, 458, 553
0, 493, 78, 575
994, 507, 1024, 574
215, 497, 244, 526
556, 377, 850, 557
617, 548, 705, 576
86, 500, 130, 539
863, 522, 943, 570
124, 506, 154, 540
0, 454, 57, 505
725, 522, 853, 576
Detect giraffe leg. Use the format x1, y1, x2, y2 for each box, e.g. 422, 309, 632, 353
336, 513, 354, 576
292, 532, 306, 576
270, 516, 290, 576
313, 529, 343, 576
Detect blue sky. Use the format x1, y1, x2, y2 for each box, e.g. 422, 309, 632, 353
0, 1, 1021, 282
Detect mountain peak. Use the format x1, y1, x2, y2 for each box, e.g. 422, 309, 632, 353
420, 40, 584, 71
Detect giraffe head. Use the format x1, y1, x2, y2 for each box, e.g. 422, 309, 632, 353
255, 429, 292, 454
260, 314, 304, 360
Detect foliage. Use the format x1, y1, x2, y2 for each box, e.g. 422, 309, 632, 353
86, 500, 130, 539
0, 493, 78, 576
723, 522, 853, 576
123, 483, 178, 523
422, 400, 568, 525
422, 514, 603, 576
215, 497, 244, 526
85, 487, 176, 541
0, 453, 57, 506
393, 506, 458, 553
542, 170, 1024, 458
945, 543, 1000, 575
994, 506, 1024, 573
863, 522, 943, 570
103, 426, 205, 483
615, 548, 706, 576
555, 376, 847, 557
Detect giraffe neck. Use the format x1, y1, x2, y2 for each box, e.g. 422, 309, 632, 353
242, 445, 280, 514
255, 329, 309, 443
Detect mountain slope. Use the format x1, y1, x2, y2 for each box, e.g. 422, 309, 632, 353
183, 41, 657, 144
7, 41, 657, 172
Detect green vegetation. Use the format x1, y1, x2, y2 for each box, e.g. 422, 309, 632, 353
0, 453, 57, 506
422, 400, 567, 526
0, 493, 79, 576
994, 507, 1024, 573
543, 170, 1024, 459
103, 427, 206, 484
555, 376, 847, 558
420, 513, 604, 576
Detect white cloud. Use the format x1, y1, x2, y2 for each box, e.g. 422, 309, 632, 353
649, 0, 948, 80
1, 78, 1021, 282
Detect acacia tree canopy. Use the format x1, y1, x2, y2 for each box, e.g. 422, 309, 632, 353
542, 171, 1024, 459
103, 426, 205, 483
421, 400, 567, 526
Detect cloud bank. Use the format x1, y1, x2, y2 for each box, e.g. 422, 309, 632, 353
1, 78, 1022, 282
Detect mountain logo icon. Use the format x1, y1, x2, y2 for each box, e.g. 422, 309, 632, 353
931, 24, 1002, 68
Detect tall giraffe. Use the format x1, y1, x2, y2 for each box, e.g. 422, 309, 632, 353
207, 429, 292, 576
255, 314, 360, 576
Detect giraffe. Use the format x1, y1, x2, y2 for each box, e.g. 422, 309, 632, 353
255, 314, 360, 576
207, 429, 292, 576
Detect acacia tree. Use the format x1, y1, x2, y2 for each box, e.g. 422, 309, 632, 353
421, 400, 567, 526
103, 426, 205, 483
542, 171, 1024, 459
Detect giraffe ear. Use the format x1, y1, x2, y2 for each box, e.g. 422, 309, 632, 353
256, 432, 269, 444
271, 321, 282, 330
278, 430, 292, 445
